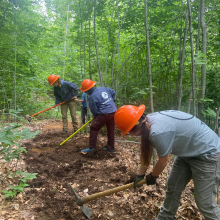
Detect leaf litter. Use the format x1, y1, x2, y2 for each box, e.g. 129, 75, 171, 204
0, 119, 207, 219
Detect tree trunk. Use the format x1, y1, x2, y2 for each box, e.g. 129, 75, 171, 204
79, 0, 83, 81
0, 3, 9, 30
89, 19, 92, 80
187, 88, 192, 114
198, 0, 216, 120
14, 6, 17, 112
115, 0, 129, 99
194, 1, 201, 117
177, 11, 188, 111
144, 0, 153, 113
104, 2, 115, 86
187, 0, 196, 116
94, 0, 103, 86
63, 4, 69, 80
110, 0, 129, 89
84, 24, 86, 80
144, 0, 156, 167
198, 0, 207, 120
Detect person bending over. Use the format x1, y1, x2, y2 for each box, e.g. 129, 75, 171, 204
114, 105, 220, 220
80, 79, 117, 154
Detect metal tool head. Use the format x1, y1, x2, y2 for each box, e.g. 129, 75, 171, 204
69, 184, 93, 219
26, 115, 32, 122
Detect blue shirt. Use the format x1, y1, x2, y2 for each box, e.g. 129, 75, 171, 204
148, 110, 220, 157
88, 87, 117, 117
54, 80, 78, 104
82, 92, 89, 108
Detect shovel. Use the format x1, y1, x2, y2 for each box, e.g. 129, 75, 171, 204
26, 97, 75, 122
69, 179, 146, 219
59, 118, 93, 146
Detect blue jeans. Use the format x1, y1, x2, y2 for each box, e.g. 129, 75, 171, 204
157, 154, 220, 220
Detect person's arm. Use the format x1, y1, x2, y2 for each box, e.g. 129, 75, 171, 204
89, 97, 98, 117
75, 93, 85, 102
134, 155, 169, 187
75, 99, 84, 102
151, 155, 169, 177
54, 89, 61, 105
138, 165, 148, 175
68, 82, 79, 98
138, 155, 169, 176
106, 88, 116, 101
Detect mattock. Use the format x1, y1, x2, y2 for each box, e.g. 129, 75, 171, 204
26, 97, 76, 122
69, 179, 146, 219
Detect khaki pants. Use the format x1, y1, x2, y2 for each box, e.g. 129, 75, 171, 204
61, 100, 78, 131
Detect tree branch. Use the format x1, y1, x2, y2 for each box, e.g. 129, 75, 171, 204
206, 0, 217, 25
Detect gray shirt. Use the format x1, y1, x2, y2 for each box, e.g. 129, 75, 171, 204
148, 110, 220, 157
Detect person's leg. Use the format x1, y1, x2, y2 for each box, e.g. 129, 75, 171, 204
68, 100, 78, 131
80, 106, 83, 124
89, 114, 108, 149
157, 156, 192, 220
105, 113, 115, 150
84, 107, 87, 122
61, 102, 68, 132
190, 153, 220, 220
82, 107, 87, 124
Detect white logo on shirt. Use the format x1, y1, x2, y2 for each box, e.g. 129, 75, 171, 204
102, 92, 108, 99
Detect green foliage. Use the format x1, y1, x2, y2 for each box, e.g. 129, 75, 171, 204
203, 107, 220, 119
200, 98, 213, 103
194, 52, 206, 65
2, 171, 38, 198
0, 122, 39, 197
0, 0, 219, 119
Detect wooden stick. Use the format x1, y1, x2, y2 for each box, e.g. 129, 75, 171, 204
115, 140, 141, 144
75, 179, 146, 205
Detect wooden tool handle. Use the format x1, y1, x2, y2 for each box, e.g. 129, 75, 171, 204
30, 97, 75, 118
80, 179, 146, 204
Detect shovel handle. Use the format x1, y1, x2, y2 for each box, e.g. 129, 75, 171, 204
30, 97, 75, 118
60, 118, 93, 146
76, 179, 146, 205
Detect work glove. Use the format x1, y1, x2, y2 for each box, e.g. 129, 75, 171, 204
133, 175, 145, 188
146, 173, 158, 185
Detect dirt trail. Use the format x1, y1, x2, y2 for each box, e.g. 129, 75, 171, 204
2, 119, 204, 220
22, 120, 158, 220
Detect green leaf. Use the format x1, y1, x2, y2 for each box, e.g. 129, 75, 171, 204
200, 98, 213, 102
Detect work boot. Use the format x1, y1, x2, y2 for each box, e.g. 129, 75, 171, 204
103, 147, 113, 152
81, 148, 95, 154
62, 129, 67, 134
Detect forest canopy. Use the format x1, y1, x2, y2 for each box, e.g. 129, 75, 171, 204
0, 0, 220, 126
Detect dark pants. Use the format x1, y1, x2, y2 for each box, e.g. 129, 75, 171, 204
81, 107, 87, 124
89, 112, 115, 150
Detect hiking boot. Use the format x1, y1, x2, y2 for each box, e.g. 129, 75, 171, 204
103, 147, 113, 152
81, 148, 95, 154
62, 129, 67, 134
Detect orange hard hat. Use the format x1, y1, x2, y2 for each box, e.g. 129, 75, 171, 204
48, 75, 59, 85
80, 79, 96, 92
114, 105, 145, 136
